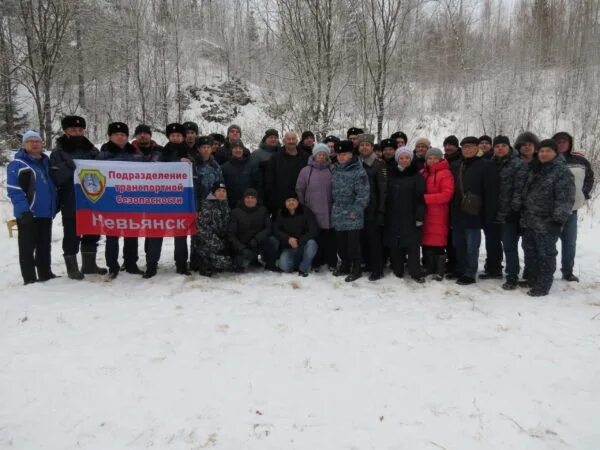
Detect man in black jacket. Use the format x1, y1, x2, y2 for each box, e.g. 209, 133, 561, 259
450, 136, 498, 285
273, 191, 319, 276
50, 115, 107, 279
131, 124, 163, 161
228, 188, 279, 272
222, 141, 263, 208
358, 133, 387, 281
265, 131, 308, 216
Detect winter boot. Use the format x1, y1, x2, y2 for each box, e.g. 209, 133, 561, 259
81, 252, 108, 275
433, 255, 446, 282
333, 261, 350, 277
64, 255, 84, 280
345, 261, 362, 282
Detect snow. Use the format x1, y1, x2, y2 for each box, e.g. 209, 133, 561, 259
0, 176, 599, 449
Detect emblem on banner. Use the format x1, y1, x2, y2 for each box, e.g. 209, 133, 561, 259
79, 169, 106, 203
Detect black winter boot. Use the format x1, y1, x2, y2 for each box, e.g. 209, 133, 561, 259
81, 252, 108, 275
433, 255, 446, 282
64, 255, 84, 280
333, 261, 350, 277
345, 261, 362, 282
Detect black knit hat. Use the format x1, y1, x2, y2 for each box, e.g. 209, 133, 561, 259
209, 133, 226, 144
539, 139, 558, 153
231, 140, 245, 150
460, 136, 479, 146
166, 123, 186, 137
334, 140, 354, 154
262, 128, 279, 142
182, 121, 199, 134
197, 136, 215, 147
478, 135, 492, 145
284, 190, 299, 201
347, 127, 364, 138
134, 124, 152, 136
108, 122, 129, 136
243, 188, 258, 198
301, 131, 315, 142
493, 135, 510, 147
62, 115, 86, 130
211, 182, 226, 194
390, 131, 408, 143
380, 138, 395, 150
443, 135, 459, 147
322, 135, 340, 144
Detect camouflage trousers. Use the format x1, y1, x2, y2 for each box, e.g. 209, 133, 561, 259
522, 229, 559, 294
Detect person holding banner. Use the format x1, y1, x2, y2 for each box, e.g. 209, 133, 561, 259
7, 131, 58, 285
97, 122, 144, 278
145, 123, 190, 277
50, 115, 107, 280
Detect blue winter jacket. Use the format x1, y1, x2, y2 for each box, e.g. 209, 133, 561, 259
7, 149, 57, 219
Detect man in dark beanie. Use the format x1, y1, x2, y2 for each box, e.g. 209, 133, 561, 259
520, 139, 575, 296
50, 115, 107, 279
131, 124, 163, 162
251, 128, 282, 181
215, 124, 244, 165
209, 132, 226, 159
380, 138, 397, 171
390, 131, 408, 148
442, 134, 462, 274
551, 131, 595, 282
298, 130, 315, 157
347, 127, 365, 152
449, 136, 498, 285
322, 135, 340, 163
478, 135, 493, 159
228, 188, 279, 272
97, 122, 144, 279
222, 140, 263, 209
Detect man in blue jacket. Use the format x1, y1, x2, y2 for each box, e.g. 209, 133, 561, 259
7, 130, 58, 284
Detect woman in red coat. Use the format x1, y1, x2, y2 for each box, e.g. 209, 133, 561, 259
420, 147, 455, 280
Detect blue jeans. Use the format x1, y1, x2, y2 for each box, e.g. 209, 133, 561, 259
501, 222, 520, 281
560, 211, 577, 275
278, 239, 318, 273
453, 227, 481, 279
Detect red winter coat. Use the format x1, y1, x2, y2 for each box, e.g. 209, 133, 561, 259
420, 159, 454, 247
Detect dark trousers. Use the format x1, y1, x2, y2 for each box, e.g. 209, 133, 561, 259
105, 237, 138, 272
422, 245, 446, 273
483, 223, 503, 274
336, 229, 361, 264
361, 221, 383, 273
453, 227, 482, 279
389, 244, 421, 278
523, 229, 559, 294
145, 238, 163, 269
501, 222, 521, 281
315, 228, 338, 268
560, 211, 577, 275
62, 216, 100, 256
174, 236, 188, 267
233, 237, 279, 269
446, 229, 457, 273
17, 217, 52, 283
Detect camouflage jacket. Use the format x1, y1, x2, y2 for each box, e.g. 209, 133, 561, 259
331, 156, 370, 231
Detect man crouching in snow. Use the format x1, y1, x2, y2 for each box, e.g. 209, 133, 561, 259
193, 182, 232, 277
7, 130, 58, 285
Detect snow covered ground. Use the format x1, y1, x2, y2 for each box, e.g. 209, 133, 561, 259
0, 190, 599, 449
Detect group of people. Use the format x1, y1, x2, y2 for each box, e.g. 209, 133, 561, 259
7, 115, 594, 296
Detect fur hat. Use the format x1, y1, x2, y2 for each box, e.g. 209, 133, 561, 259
478, 135, 492, 145
347, 127, 364, 138
334, 140, 354, 154
358, 133, 375, 145
182, 121, 199, 134
539, 139, 558, 153
390, 131, 408, 143
61, 115, 86, 130
414, 137, 431, 148
197, 136, 215, 147
493, 135, 511, 147
108, 122, 129, 136
514, 131, 540, 151
380, 138, 395, 150
166, 123, 186, 137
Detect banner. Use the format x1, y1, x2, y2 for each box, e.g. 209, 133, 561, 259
74, 160, 196, 238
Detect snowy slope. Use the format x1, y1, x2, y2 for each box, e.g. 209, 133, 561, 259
0, 173, 599, 449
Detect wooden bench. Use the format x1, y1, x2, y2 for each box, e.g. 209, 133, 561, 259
6, 219, 17, 238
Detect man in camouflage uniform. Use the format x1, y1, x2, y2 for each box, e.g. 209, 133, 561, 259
520, 139, 575, 297
193, 182, 232, 276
